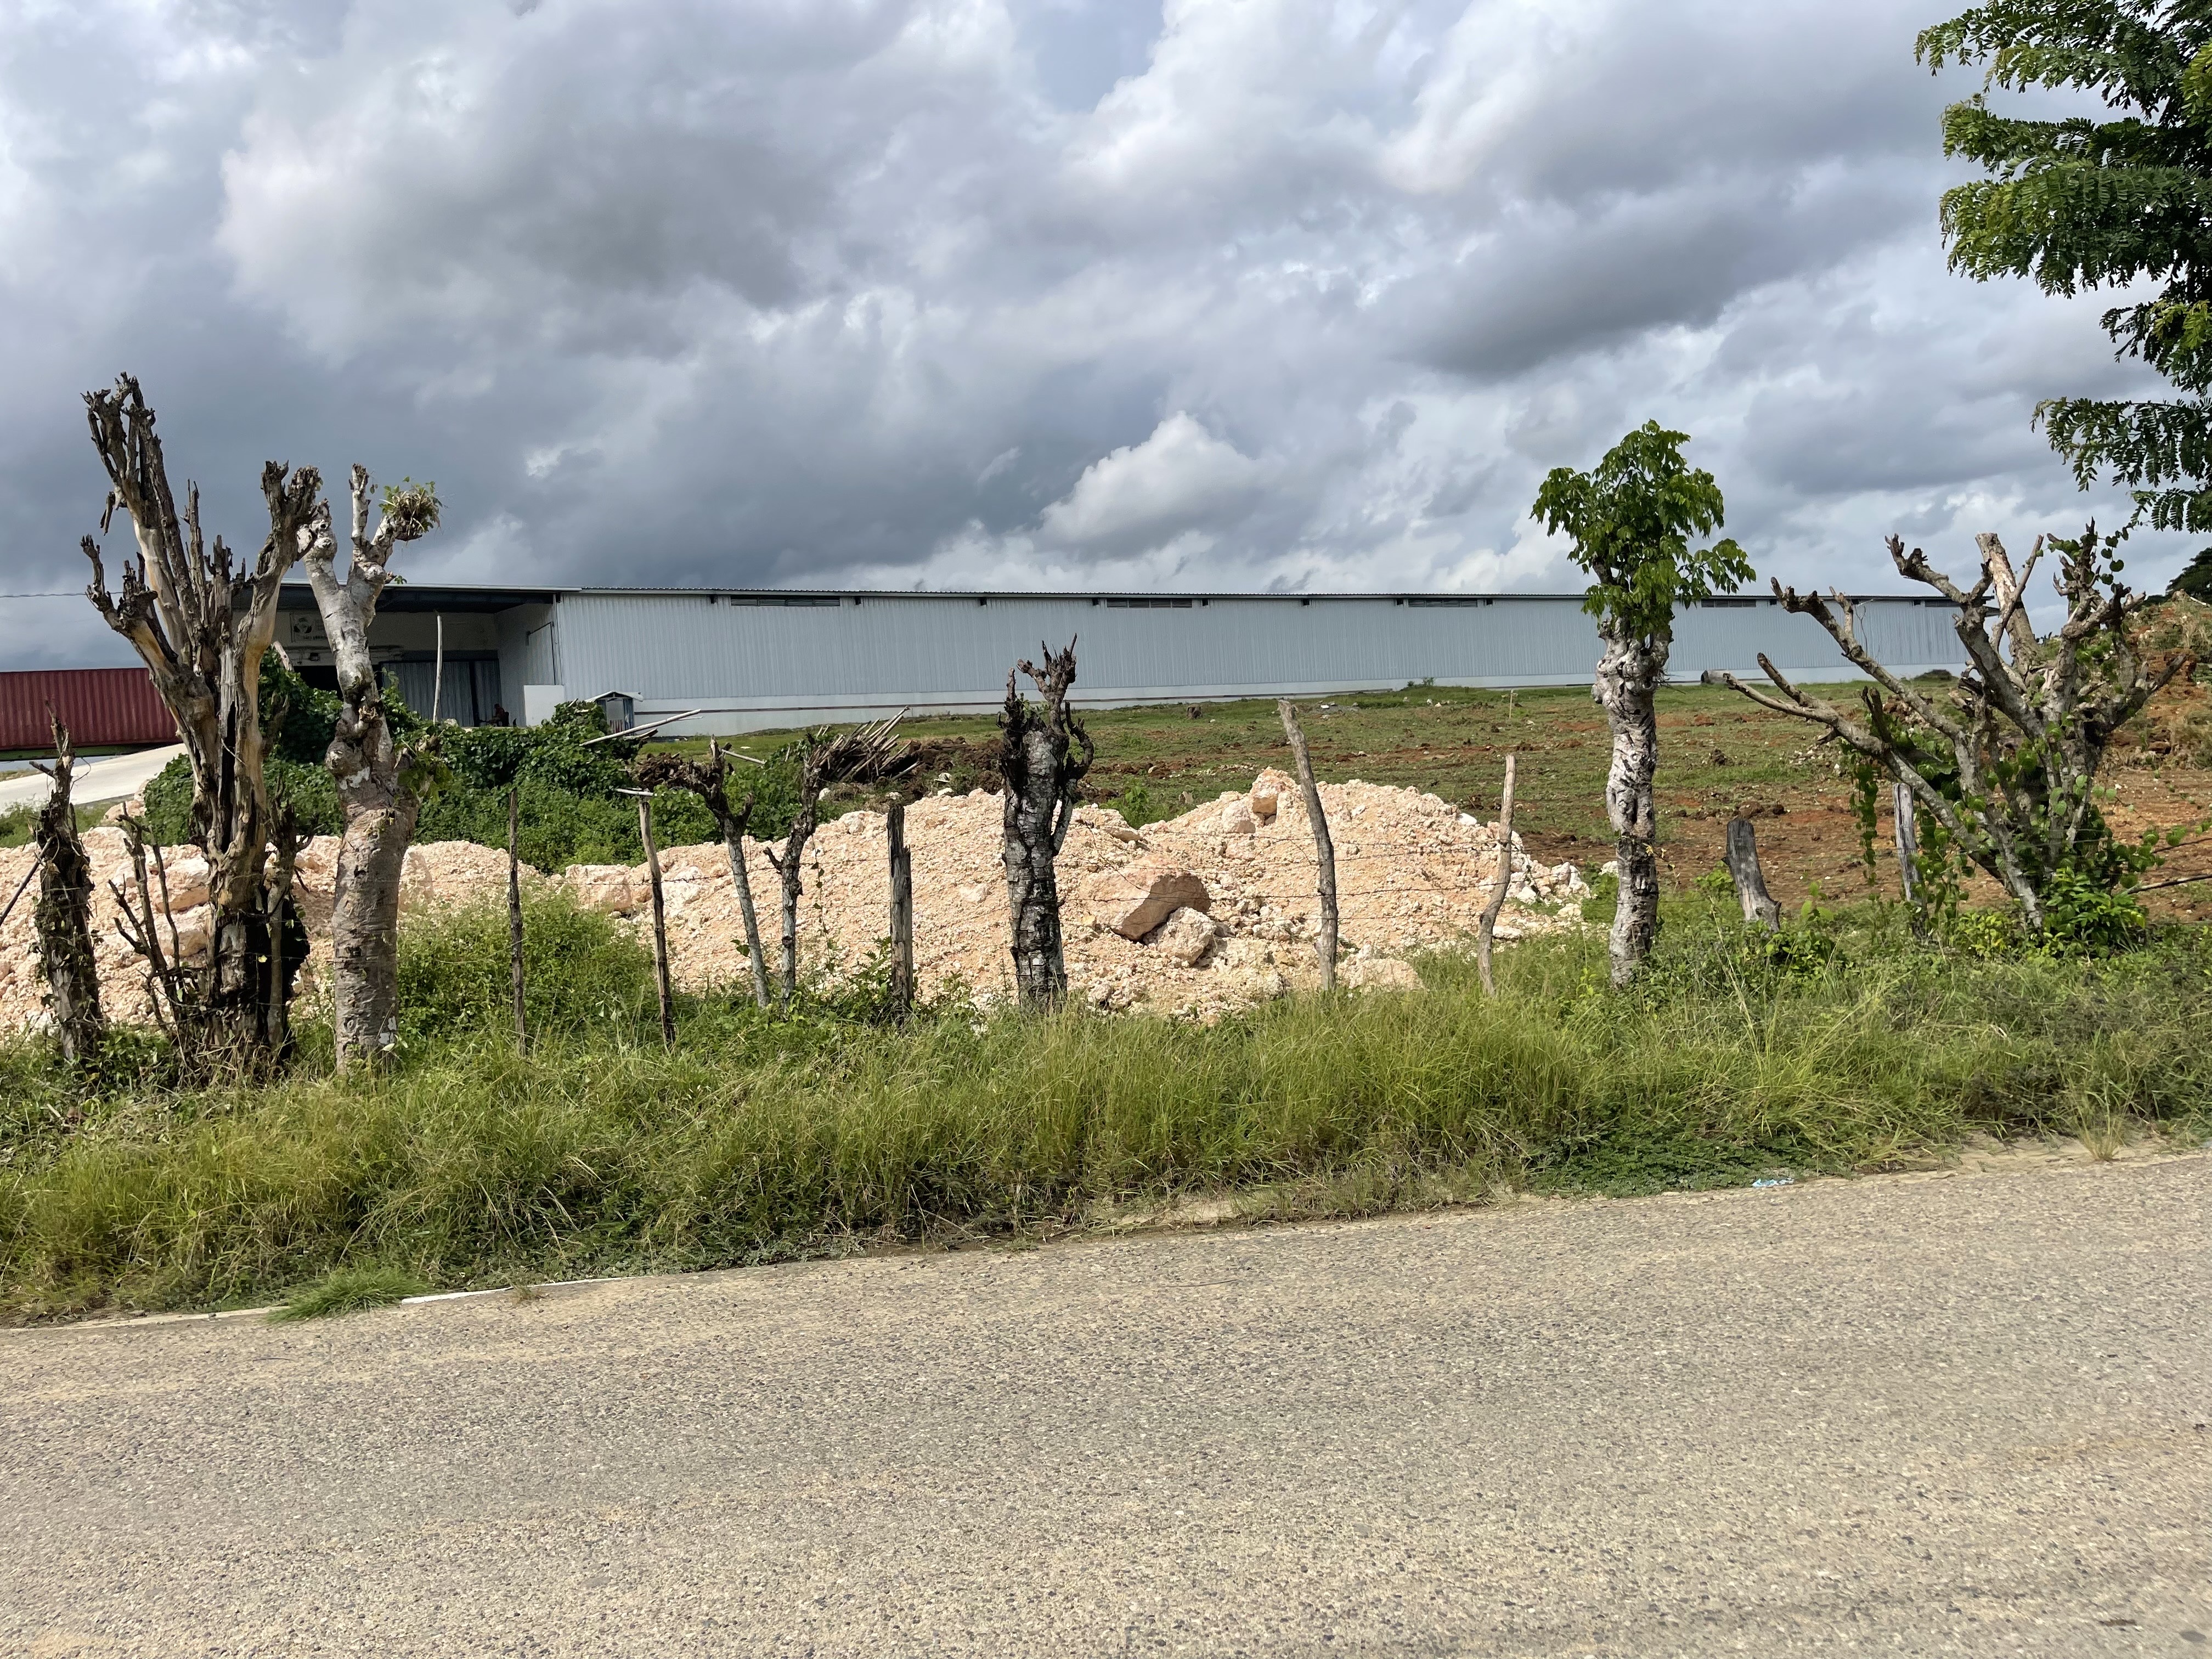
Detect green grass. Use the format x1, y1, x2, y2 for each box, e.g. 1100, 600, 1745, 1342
659, 679, 1829, 856
3, 890, 2207, 1321
267, 1265, 431, 1322
0, 800, 109, 851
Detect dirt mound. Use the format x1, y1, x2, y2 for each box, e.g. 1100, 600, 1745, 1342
0, 773, 1587, 1032
0, 833, 534, 1035
556, 770, 1588, 1018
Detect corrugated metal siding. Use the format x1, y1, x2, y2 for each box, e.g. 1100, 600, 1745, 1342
496, 604, 560, 693
546, 592, 1968, 729
0, 667, 177, 753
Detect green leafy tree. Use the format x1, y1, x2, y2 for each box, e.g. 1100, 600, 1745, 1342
1533, 421, 1752, 985
1920, 2, 2212, 531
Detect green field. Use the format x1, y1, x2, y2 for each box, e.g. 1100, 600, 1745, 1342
666, 681, 1838, 883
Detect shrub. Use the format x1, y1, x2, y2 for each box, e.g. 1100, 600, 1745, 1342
2036, 869, 2149, 956
1110, 780, 1180, 830
412, 778, 716, 871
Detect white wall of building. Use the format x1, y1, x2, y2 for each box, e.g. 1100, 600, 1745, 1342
510, 589, 1966, 733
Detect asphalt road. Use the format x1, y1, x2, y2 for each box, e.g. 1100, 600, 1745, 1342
3, 1155, 2208, 1658
0, 742, 185, 811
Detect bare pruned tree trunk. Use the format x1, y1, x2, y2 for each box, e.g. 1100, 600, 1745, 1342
1278, 698, 1338, 991
30, 718, 104, 1064
1475, 753, 1516, 996
715, 720, 907, 1009
1716, 527, 2191, 931
1594, 623, 1667, 985
633, 744, 784, 1011
1001, 644, 1094, 1010
301, 465, 442, 1069
769, 814, 811, 1009
80, 375, 315, 1071
728, 803, 772, 1010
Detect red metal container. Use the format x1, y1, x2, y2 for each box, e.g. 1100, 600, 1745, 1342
0, 667, 177, 754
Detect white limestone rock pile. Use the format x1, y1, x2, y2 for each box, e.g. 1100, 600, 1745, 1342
554, 769, 1589, 1020
0, 772, 1588, 1032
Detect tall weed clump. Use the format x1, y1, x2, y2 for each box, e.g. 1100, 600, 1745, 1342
394, 891, 659, 1045
1, 894, 2207, 1318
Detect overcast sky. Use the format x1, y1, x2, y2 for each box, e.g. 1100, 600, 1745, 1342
0, 0, 2187, 668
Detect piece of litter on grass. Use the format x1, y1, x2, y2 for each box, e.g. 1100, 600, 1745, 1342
1751, 1177, 1795, 1189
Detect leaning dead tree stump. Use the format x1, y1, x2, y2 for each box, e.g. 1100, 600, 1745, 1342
1001, 645, 1094, 1009
1724, 816, 1782, 930
29, 716, 105, 1064
1277, 699, 1338, 991
1475, 753, 1517, 996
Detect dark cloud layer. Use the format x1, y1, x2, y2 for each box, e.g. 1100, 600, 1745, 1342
0, 0, 2187, 669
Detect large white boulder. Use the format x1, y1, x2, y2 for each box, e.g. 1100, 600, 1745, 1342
1088, 864, 1211, 940
1145, 906, 1220, 967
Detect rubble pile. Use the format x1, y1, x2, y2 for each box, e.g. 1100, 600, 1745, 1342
0, 771, 1588, 1031
0, 833, 518, 1033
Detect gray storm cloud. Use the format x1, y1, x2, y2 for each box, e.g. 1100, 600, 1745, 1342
0, 0, 2186, 669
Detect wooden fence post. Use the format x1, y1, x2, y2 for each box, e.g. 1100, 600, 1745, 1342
507, 785, 527, 1049
1892, 781, 1920, 906
1277, 698, 1338, 991
622, 789, 676, 1046
1475, 753, 1517, 996
1724, 815, 1782, 929
887, 803, 915, 1020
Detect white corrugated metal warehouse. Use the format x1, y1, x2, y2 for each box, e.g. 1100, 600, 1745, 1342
273, 583, 1968, 733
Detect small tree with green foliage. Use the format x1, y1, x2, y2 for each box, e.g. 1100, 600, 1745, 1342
1919, 1, 2212, 532
1533, 422, 1751, 985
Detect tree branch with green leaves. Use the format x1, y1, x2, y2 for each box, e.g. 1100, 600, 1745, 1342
1920, 0, 2212, 531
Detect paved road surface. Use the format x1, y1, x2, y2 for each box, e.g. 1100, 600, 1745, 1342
3, 1155, 2208, 1657
0, 742, 184, 811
